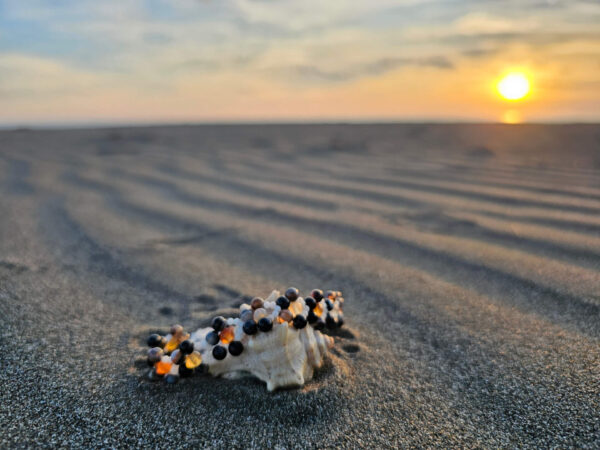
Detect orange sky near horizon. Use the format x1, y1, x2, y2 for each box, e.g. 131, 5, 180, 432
1, 0, 599, 125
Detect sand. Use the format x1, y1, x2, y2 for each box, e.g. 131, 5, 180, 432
0, 123, 599, 448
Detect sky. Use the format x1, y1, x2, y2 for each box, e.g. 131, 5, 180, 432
0, 0, 599, 125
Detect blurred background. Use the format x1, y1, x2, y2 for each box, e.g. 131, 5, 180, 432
1, 0, 599, 126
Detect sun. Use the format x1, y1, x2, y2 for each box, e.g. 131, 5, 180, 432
497, 72, 530, 101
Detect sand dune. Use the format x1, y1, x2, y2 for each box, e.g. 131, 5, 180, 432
1, 124, 599, 447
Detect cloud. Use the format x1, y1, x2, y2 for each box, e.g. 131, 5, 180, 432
292, 55, 454, 83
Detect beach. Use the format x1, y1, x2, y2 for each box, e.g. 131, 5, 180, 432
1, 123, 599, 447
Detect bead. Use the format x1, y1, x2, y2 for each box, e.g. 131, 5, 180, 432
185, 351, 202, 369
240, 309, 254, 322
155, 359, 172, 376
179, 339, 194, 355
165, 374, 179, 384
307, 310, 318, 324
243, 320, 258, 335
257, 317, 273, 332
293, 315, 307, 329
314, 303, 323, 317
289, 300, 303, 316
147, 347, 163, 364
279, 310, 293, 323
165, 337, 180, 353
253, 308, 267, 322
336, 291, 343, 298
250, 297, 264, 310
206, 330, 220, 345
179, 365, 194, 378
147, 334, 165, 348
219, 326, 235, 344
304, 297, 317, 310
326, 290, 336, 300
326, 313, 337, 329
325, 299, 334, 311
285, 287, 299, 301
276, 296, 290, 310
148, 367, 161, 381
211, 316, 226, 332
337, 315, 344, 327
170, 349, 182, 364
314, 319, 325, 331
170, 324, 184, 337
311, 289, 324, 301
228, 341, 244, 356
212, 345, 227, 360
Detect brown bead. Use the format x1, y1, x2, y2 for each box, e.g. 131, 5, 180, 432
279, 310, 293, 322
170, 324, 184, 337
250, 297, 264, 310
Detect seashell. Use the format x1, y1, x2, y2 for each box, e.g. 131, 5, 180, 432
148, 288, 346, 391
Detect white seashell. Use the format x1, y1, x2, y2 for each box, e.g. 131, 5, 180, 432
192, 322, 334, 391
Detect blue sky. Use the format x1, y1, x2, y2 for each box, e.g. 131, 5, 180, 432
1, 0, 599, 124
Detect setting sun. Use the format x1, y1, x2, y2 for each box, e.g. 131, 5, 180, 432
497, 72, 530, 101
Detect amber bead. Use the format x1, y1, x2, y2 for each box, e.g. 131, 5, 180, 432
185, 351, 202, 369
250, 297, 264, 310
314, 303, 323, 317
279, 310, 293, 323
155, 360, 172, 376
285, 287, 299, 301
219, 326, 235, 344
165, 337, 180, 354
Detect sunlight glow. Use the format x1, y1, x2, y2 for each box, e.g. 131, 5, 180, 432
497, 72, 530, 101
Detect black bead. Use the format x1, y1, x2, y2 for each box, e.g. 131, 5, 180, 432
212, 345, 227, 360
228, 341, 244, 356
179, 365, 194, 378
293, 315, 307, 329
211, 316, 227, 332
337, 316, 344, 328
304, 297, 317, 310
307, 310, 318, 324
314, 319, 325, 331
276, 296, 290, 310
179, 339, 194, 355
311, 289, 324, 301
165, 374, 179, 384
206, 331, 220, 345
325, 299, 334, 311
147, 334, 164, 348
285, 287, 299, 301
326, 313, 336, 329
243, 320, 258, 335
257, 317, 273, 332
